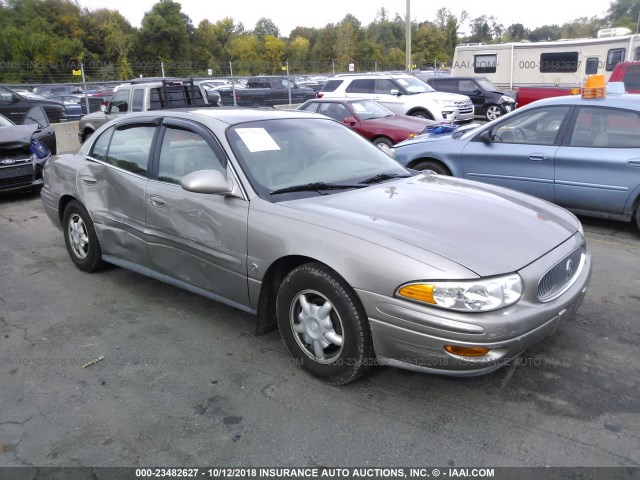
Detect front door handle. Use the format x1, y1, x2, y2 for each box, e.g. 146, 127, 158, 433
627, 159, 640, 167
80, 175, 97, 185
529, 154, 549, 161
149, 195, 166, 208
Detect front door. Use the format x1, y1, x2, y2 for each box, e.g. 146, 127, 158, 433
144, 119, 250, 306
460, 106, 572, 202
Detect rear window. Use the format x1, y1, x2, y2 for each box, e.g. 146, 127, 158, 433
149, 85, 205, 110
346, 79, 374, 94
623, 64, 640, 91
570, 107, 640, 148
320, 80, 344, 92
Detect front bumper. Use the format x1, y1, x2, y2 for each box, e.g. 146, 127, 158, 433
357, 233, 591, 376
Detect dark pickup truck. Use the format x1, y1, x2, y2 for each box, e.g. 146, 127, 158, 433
220, 76, 317, 107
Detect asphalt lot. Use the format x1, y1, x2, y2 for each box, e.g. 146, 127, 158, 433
0, 191, 639, 468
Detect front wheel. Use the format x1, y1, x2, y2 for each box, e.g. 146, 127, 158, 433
63, 200, 104, 272
412, 160, 451, 175
485, 104, 504, 121
409, 109, 434, 120
276, 263, 375, 385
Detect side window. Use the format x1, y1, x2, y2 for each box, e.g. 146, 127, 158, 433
585, 57, 599, 75
109, 90, 129, 113
89, 126, 114, 161
318, 103, 350, 121
373, 79, 398, 94
474, 54, 496, 74
105, 125, 156, 175
635, 47, 640, 61
489, 106, 570, 145
346, 79, 374, 94
570, 107, 640, 148
299, 102, 319, 113
157, 127, 226, 185
459, 80, 477, 94
321, 80, 343, 92
132, 89, 144, 112
540, 52, 579, 73
23, 106, 49, 128
606, 48, 625, 71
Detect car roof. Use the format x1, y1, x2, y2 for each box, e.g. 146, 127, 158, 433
526, 93, 640, 109
111, 107, 328, 125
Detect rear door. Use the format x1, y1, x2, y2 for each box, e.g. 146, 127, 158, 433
144, 118, 250, 306
77, 121, 158, 266
555, 106, 640, 215
460, 105, 572, 201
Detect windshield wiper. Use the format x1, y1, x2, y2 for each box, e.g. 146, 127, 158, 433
270, 182, 366, 195
359, 173, 412, 185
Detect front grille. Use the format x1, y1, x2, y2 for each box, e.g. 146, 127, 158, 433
0, 163, 35, 188
455, 100, 474, 115
537, 244, 586, 302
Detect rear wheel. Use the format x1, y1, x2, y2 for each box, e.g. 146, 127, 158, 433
409, 109, 434, 120
276, 263, 375, 385
485, 104, 504, 121
63, 200, 104, 272
412, 160, 451, 175
635, 205, 640, 231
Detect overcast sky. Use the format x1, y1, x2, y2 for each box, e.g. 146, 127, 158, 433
75, 0, 609, 36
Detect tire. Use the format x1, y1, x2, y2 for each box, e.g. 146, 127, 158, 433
485, 104, 504, 121
372, 137, 394, 148
276, 263, 375, 385
412, 160, 451, 175
62, 200, 105, 272
81, 129, 94, 143
635, 205, 640, 231
409, 109, 434, 120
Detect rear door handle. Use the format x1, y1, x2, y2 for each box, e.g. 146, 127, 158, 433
627, 159, 640, 167
529, 154, 549, 161
148, 195, 166, 208
80, 175, 97, 185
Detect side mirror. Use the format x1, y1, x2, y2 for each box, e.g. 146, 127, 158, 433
181, 169, 234, 195
343, 116, 357, 125
389, 89, 401, 96
479, 130, 493, 143
473, 89, 482, 95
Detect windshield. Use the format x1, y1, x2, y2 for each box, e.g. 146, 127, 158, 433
349, 100, 395, 120
227, 118, 410, 201
476, 78, 500, 92
394, 76, 435, 94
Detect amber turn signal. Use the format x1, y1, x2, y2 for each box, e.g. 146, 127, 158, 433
397, 284, 436, 304
444, 345, 491, 357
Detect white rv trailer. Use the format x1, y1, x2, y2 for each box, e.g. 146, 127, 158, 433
452, 29, 640, 89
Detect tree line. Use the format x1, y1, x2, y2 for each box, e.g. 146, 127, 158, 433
0, 0, 635, 83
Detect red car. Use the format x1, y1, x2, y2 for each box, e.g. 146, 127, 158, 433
297, 98, 436, 147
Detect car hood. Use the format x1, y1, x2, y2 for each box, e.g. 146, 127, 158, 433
283, 175, 579, 276
420, 91, 470, 102
395, 123, 481, 147
0, 124, 37, 148
363, 115, 432, 133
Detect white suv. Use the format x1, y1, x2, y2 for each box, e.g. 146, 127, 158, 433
318, 73, 474, 123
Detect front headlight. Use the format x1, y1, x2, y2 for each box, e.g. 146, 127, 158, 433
501, 95, 514, 103
396, 274, 523, 312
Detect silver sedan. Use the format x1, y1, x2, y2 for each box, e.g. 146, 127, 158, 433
41, 108, 591, 385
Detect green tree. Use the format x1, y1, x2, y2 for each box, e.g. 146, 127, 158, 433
528, 24, 562, 41
506, 23, 528, 42
606, 0, 640, 30
138, 0, 193, 67
263, 34, 285, 73
254, 17, 280, 40
335, 15, 362, 67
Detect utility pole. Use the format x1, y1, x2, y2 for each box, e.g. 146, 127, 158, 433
405, 0, 411, 73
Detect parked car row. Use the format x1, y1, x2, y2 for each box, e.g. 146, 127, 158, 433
393, 91, 640, 230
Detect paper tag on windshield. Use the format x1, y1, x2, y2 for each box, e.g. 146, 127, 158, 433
236, 128, 280, 152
